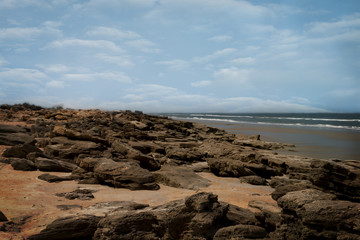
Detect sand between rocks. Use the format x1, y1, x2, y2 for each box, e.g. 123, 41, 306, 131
0, 163, 277, 239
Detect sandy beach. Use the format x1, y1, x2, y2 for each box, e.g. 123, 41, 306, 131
184, 119, 360, 161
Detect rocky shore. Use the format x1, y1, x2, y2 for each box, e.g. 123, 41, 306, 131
0, 103, 359, 240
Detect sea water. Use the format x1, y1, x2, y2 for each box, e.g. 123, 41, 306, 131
160, 113, 360, 160
164, 113, 360, 132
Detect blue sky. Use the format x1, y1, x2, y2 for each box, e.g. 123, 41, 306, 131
0, 0, 359, 113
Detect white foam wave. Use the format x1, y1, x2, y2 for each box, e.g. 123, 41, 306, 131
187, 114, 360, 122
175, 116, 360, 131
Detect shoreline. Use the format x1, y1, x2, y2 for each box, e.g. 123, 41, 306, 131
177, 118, 360, 161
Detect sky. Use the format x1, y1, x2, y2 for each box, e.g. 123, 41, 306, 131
0, 0, 359, 113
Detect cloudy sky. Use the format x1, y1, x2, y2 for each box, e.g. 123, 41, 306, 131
0, 0, 359, 113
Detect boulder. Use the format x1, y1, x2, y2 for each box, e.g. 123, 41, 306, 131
161, 192, 228, 239
44, 139, 103, 160
3, 143, 42, 158
214, 224, 269, 240
277, 189, 337, 213
53, 125, 108, 145
239, 175, 267, 185
0, 124, 27, 133
224, 204, 260, 226
153, 165, 211, 190
0, 124, 35, 146
94, 212, 159, 240
0, 210, 8, 222
128, 141, 165, 155
27, 214, 102, 240
35, 157, 78, 172
93, 158, 159, 190
273, 189, 360, 240
10, 158, 37, 171
207, 158, 255, 177
271, 180, 315, 201
126, 150, 161, 171
310, 159, 360, 202
111, 140, 161, 171
38, 173, 73, 183
273, 199, 360, 240
0, 132, 35, 146
55, 188, 96, 200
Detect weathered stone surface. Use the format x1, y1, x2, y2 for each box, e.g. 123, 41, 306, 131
10, 158, 36, 171
153, 165, 211, 190
126, 150, 161, 171
0, 215, 31, 233
38, 173, 73, 183
53, 125, 108, 145
310, 159, 360, 202
27, 214, 101, 240
55, 188, 96, 200
271, 180, 315, 201
277, 189, 337, 213
3, 143, 42, 158
272, 189, 360, 240
0, 124, 34, 146
35, 157, 78, 172
44, 139, 103, 160
239, 175, 267, 185
162, 192, 228, 240
214, 224, 269, 240
0, 133, 35, 146
94, 211, 159, 240
224, 204, 260, 226
56, 205, 82, 211
93, 158, 159, 190
81, 201, 149, 217
0, 124, 27, 133
207, 158, 255, 177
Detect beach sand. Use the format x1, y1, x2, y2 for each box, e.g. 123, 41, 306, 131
186, 119, 360, 160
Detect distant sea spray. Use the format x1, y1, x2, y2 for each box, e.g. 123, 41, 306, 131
162, 113, 360, 131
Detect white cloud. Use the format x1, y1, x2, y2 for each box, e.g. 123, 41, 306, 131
0, 68, 47, 82
86, 0, 156, 9
223, 97, 327, 113
191, 80, 212, 87
116, 84, 327, 113
125, 39, 160, 53
231, 57, 255, 65
0, 0, 50, 9
37, 64, 70, 73
192, 48, 237, 63
63, 72, 132, 83
156, 59, 189, 70
214, 67, 252, 84
46, 80, 65, 88
46, 38, 124, 52
144, 0, 271, 22
87, 26, 141, 40
0, 56, 7, 66
330, 89, 358, 97
96, 54, 134, 67
307, 14, 360, 34
208, 35, 232, 42
0, 27, 42, 40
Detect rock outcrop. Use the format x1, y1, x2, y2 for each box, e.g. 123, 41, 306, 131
1, 104, 359, 239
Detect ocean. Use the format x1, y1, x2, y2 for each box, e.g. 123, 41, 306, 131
164, 113, 360, 132
160, 113, 360, 160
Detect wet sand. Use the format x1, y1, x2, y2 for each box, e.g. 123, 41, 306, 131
187, 119, 360, 160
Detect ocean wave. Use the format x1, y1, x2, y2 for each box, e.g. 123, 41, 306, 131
187, 114, 360, 122
175, 116, 360, 131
